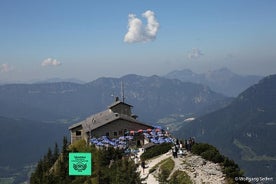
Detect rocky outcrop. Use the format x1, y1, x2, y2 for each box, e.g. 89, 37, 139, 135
139, 150, 226, 184
179, 153, 226, 184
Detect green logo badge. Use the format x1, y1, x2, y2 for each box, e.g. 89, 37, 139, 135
69, 153, 92, 175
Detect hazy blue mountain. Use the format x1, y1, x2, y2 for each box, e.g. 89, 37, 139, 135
0, 82, 85, 122
0, 78, 86, 85
33, 77, 86, 84
175, 74, 276, 177
0, 75, 231, 124
165, 68, 262, 97
0, 74, 233, 181
0, 116, 68, 182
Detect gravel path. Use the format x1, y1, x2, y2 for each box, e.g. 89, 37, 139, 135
138, 149, 172, 184
137, 149, 227, 184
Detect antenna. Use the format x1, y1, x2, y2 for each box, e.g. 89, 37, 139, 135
121, 81, 125, 102
111, 91, 115, 101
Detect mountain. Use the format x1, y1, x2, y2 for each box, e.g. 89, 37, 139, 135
175, 74, 276, 177
165, 68, 262, 97
0, 74, 231, 124
0, 74, 233, 181
33, 77, 86, 84
0, 82, 85, 122
0, 116, 68, 182
0, 78, 86, 85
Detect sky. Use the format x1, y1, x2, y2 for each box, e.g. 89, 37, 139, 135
0, 0, 276, 82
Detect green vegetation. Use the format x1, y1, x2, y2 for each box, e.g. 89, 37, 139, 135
153, 158, 192, 184
168, 170, 192, 184
140, 143, 172, 160
191, 143, 248, 184
234, 139, 276, 161
157, 158, 175, 183
30, 137, 141, 184
149, 158, 169, 174
191, 143, 224, 163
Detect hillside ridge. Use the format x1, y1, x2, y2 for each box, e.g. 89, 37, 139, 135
175, 74, 276, 177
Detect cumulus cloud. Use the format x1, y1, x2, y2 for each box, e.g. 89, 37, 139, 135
41, 58, 61, 67
124, 10, 160, 43
187, 48, 204, 59
0, 64, 13, 72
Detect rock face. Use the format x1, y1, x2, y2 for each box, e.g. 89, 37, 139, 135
139, 150, 226, 184
180, 153, 226, 184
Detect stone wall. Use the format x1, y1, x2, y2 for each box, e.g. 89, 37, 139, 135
91, 119, 152, 138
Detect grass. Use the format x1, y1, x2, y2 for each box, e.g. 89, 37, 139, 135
168, 170, 192, 184
149, 157, 172, 174
149, 156, 193, 184
140, 143, 172, 160
158, 158, 175, 182
160, 158, 175, 173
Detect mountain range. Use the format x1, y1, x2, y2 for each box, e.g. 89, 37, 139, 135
175, 74, 276, 178
0, 78, 86, 85
165, 68, 262, 97
0, 74, 231, 124
0, 74, 231, 182
0, 69, 273, 182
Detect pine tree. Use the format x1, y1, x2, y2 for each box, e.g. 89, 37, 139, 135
30, 159, 44, 184
53, 142, 59, 161
46, 147, 53, 168
60, 136, 73, 183
31, 136, 143, 184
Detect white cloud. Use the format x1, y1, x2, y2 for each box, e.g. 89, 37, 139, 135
0, 64, 13, 72
41, 58, 61, 67
124, 10, 160, 43
187, 48, 204, 59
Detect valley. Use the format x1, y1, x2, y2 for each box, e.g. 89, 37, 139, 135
0, 70, 274, 182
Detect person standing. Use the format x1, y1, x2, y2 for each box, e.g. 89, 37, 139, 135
141, 160, 146, 174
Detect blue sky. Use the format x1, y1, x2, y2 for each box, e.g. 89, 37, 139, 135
0, 0, 276, 82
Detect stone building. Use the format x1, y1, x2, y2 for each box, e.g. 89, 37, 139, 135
69, 98, 153, 144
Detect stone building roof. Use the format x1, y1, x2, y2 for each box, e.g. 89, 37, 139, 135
69, 101, 152, 132
108, 100, 133, 109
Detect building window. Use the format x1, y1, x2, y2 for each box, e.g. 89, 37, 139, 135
114, 131, 117, 136
124, 129, 128, 136
119, 130, 123, 135
106, 132, 109, 137
76, 131, 81, 136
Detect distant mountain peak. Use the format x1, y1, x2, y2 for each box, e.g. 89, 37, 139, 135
166, 69, 196, 77
165, 68, 263, 97
120, 74, 147, 81
33, 77, 86, 84
214, 67, 233, 73
205, 67, 235, 79
259, 74, 276, 83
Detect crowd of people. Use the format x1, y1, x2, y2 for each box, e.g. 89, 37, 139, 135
90, 135, 133, 149
90, 126, 174, 149
143, 129, 174, 144
171, 137, 195, 158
